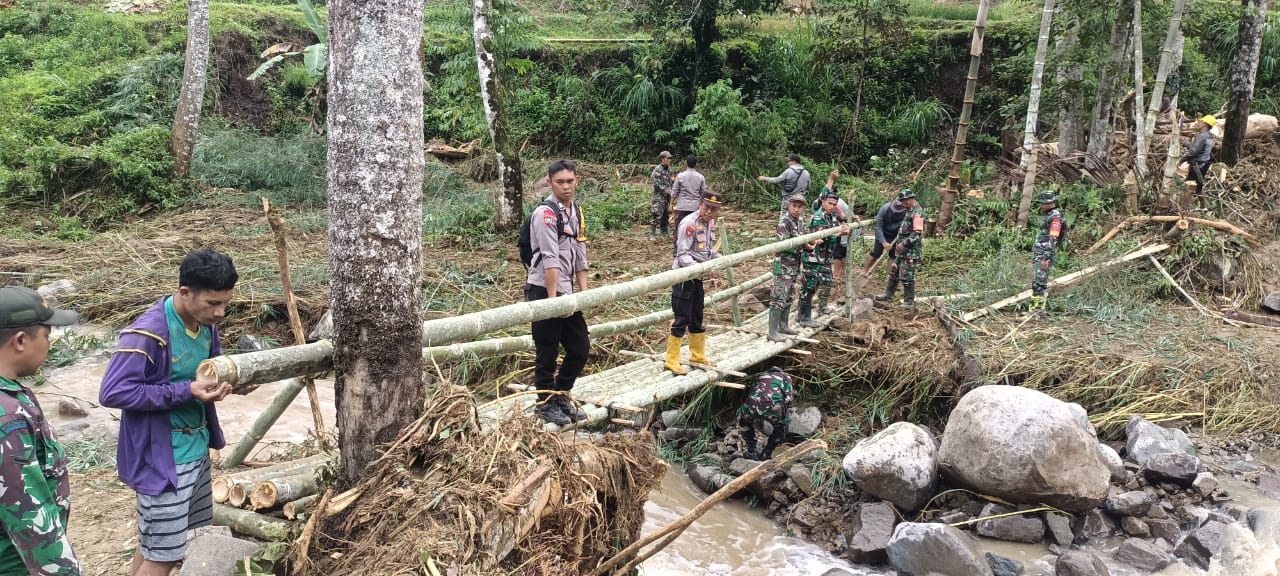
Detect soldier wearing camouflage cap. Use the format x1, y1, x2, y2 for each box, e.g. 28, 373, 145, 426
0, 286, 82, 575
736, 366, 795, 460
767, 194, 811, 341
1030, 190, 1063, 314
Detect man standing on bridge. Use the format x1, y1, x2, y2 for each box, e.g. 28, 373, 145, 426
665, 191, 724, 375
864, 188, 916, 275
767, 194, 811, 341
523, 160, 591, 426
797, 189, 850, 327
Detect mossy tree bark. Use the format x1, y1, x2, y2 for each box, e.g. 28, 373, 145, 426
1084, 0, 1134, 170
1016, 0, 1056, 227
1221, 0, 1272, 165
326, 0, 425, 484
473, 0, 522, 231
170, 0, 210, 177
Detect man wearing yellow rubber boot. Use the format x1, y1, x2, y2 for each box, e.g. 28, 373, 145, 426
665, 191, 724, 374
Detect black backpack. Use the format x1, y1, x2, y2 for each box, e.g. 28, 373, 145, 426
518, 199, 585, 269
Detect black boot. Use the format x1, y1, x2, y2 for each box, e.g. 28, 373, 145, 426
762, 426, 786, 459
536, 395, 570, 426
556, 395, 588, 421
900, 283, 916, 308
767, 307, 785, 341
779, 303, 799, 335
798, 292, 820, 327
741, 426, 761, 460
875, 276, 899, 302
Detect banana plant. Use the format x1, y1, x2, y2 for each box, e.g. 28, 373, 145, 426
248, 0, 327, 81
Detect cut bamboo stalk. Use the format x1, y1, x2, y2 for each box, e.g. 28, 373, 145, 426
962, 243, 1171, 322
228, 480, 254, 508
498, 465, 551, 509
615, 350, 747, 377
219, 377, 306, 469
283, 494, 318, 520
200, 227, 842, 387
785, 349, 812, 356
588, 440, 826, 576
213, 503, 293, 541
262, 198, 329, 451
1147, 256, 1214, 316
250, 472, 319, 511
214, 453, 332, 484
503, 384, 642, 413
705, 324, 820, 344
718, 220, 742, 327
1087, 215, 1258, 253
711, 382, 747, 390
609, 418, 640, 427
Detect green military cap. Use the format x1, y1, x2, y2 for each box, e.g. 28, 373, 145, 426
1036, 190, 1058, 204
0, 287, 78, 329
897, 188, 916, 201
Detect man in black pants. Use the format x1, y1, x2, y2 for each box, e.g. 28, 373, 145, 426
664, 191, 724, 375
524, 160, 590, 426
863, 189, 917, 275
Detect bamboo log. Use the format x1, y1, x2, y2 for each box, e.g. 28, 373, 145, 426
503, 384, 642, 413
250, 472, 319, 511
200, 227, 842, 387
711, 381, 747, 390
214, 453, 332, 484
719, 220, 742, 326
1087, 215, 1259, 253
1225, 310, 1280, 328
615, 350, 748, 377
705, 324, 820, 344
213, 504, 293, 541
1147, 256, 1214, 316
262, 198, 329, 451
588, 440, 826, 576
219, 377, 306, 469
228, 480, 255, 508
962, 243, 1171, 322
283, 494, 318, 520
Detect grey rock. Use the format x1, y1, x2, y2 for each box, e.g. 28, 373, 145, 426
820, 570, 856, 576
786, 464, 814, 496
1104, 491, 1155, 516
1144, 452, 1199, 487
938, 386, 1110, 512
1222, 503, 1250, 523
938, 511, 970, 525
843, 422, 939, 510
1114, 538, 1174, 572
659, 427, 702, 443
1120, 516, 1150, 537
687, 465, 732, 495
57, 399, 88, 418
1044, 512, 1074, 546
1175, 504, 1209, 528
235, 334, 266, 353
728, 458, 761, 476
790, 499, 826, 528
1146, 502, 1169, 519
1262, 291, 1280, 314
1146, 518, 1181, 543
179, 534, 260, 576
660, 409, 687, 428
1097, 444, 1126, 482
1248, 506, 1280, 547
849, 297, 875, 321
308, 308, 333, 341
887, 522, 993, 576
1076, 509, 1116, 543
1193, 472, 1218, 497
976, 513, 1045, 544
1125, 416, 1195, 466
787, 406, 822, 437
846, 501, 897, 565
36, 279, 77, 307
985, 552, 1024, 576
1226, 460, 1262, 476
1055, 551, 1111, 576
1260, 473, 1280, 496
1175, 520, 1227, 570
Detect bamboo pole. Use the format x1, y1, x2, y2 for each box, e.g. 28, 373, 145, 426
263, 199, 329, 450
199, 226, 828, 387
1016, 0, 1056, 227
1141, 0, 1188, 159
219, 377, 306, 469
587, 440, 826, 576
228, 480, 255, 508
503, 384, 642, 413
1147, 256, 1214, 316
1131, 0, 1147, 191
719, 219, 742, 327
1086, 215, 1259, 253
213, 453, 332, 485
213, 504, 293, 541
937, 0, 991, 232
283, 494, 318, 520
961, 243, 1171, 322
705, 324, 820, 344
250, 472, 319, 511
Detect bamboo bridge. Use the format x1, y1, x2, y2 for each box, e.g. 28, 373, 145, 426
200, 225, 854, 466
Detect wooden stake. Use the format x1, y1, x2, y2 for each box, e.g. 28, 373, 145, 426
587, 440, 826, 576
961, 243, 1171, 322
292, 488, 333, 571
262, 198, 329, 451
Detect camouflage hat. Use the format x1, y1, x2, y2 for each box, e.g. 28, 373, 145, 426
659, 151, 672, 159
897, 188, 916, 201
786, 194, 808, 205
819, 188, 840, 201
1036, 190, 1057, 204
701, 191, 725, 206
0, 287, 78, 329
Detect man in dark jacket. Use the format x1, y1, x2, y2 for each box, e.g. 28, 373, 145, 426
1182, 115, 1216, 202
863, 189, 917, 275
100, 249, 240, 576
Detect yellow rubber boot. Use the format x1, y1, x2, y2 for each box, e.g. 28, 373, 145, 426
689, 332, 715, 367
664, 335, 688, 375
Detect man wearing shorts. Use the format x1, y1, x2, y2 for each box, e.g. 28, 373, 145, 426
864, 189, 916, 275
100, 249, 240, 576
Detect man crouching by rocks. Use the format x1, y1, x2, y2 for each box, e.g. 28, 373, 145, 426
738, 366, 795, 460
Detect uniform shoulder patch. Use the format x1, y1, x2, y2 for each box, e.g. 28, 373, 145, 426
912, 213, 924, 231
0, 416, 28, 437
542, 210, 556, 229
685, 226, 694, 237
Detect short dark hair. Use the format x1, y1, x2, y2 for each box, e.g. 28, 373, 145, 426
179, 249, 238, 292
547, 159, 577, 178
0, 325, 47, 349
686, 155, 698, 168
787, 153, 802, 163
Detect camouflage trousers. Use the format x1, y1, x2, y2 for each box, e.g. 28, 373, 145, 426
649, 192, 671, 234
799, 261, 834, 298
769, 260, 800, 309
1031, 248, 1056, 296
890, 257, 919, 285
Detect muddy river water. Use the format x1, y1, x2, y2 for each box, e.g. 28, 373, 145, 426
35, 329, 1280, 575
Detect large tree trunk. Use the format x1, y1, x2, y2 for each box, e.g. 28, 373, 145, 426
1055, 14, 1085, 157
169, 0, 210, 178
937, 0, 990, 233
1085, 0, 1135, 169
326, 0, 425, 484
1222, 0, 1272, 165
1131, 0, 1147, 197
844, 20, 871, 158
1141, 0, 1188, 151
1158, 39, 1188, 207
474, 0, 523, 231
1017, 0, 1056, 227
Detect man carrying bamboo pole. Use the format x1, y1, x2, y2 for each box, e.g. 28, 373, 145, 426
523, 160, 591, 426
665, 191, 724, 375
875, 191, 925, 308
0, 287, 83, 574
99, 249, 241, 576
1029, 190, 1063, 315
797, 189, 851, 326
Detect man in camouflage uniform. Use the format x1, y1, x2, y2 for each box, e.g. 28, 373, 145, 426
649, 151, 674, 240
797, 189, 850, 327
767, 195, 811, 341
1030, 190, 1063, 314
876, 189, 925, 308
0, 286, 82, 575
737, 367, 795, 460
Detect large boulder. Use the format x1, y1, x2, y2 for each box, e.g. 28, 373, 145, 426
1176, 520, 1227, 569
845, 501, 897, 564
1114, 538, 1174, 572
1263, 291, 1280, 314
843, 422, 939, 510
1124, 416, 1194, 466
886, 522, 993, 576
1055, 551, 1110, 576
938, 386, 1110, 511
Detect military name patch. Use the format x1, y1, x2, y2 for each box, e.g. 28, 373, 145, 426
0, 418, 27, 436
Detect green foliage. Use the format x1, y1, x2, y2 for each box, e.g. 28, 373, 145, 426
192, 126, 327, 206
682, 79, 789, 208
247, 0, 328, 80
